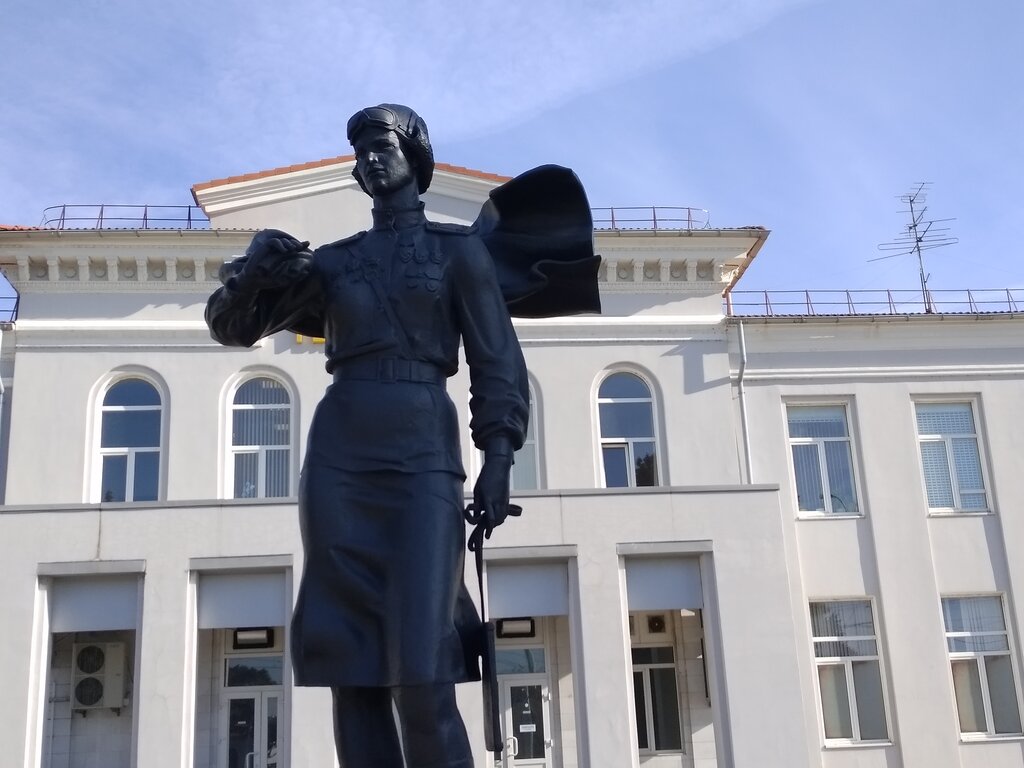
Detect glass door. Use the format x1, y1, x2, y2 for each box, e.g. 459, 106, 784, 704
500, 675, 552, 768
224, 691, 282, 768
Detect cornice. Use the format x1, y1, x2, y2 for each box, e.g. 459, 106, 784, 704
194, 161, 362, 215
734, 364, 1024, 382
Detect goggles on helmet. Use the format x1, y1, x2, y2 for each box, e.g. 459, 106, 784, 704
347, 105, 416, 142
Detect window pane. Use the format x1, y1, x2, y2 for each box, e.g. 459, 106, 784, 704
603, 445, 629, 488
234, 453, 259, 498
100, 455, 127, 502
599, 373, 650, 399
228, 698, 255, 768
512, 443, 538, 491
225, 656, 284, 686
233, 408, 290, 447
920, 441, 954, 507
916, 402, 974, 434
633, 671, 649, 750
959, 492, 987, 511
632, 647, 675, 664
510, 685, 545, 759
104, 379, 160, 407
792, 444, 824, 511
133, 451, 159, 501
599, 402, 654, 438
985, 655, 1023, 734
852, 660, 887, 740
101, 410, 160, 448
951, 437, 983, 490
634, 442, 657, 487
814, 639, 877, 658
650, 667, 682, 750
234, 378, 289, 405
947, 635, 1009, 653
951, 659, 988, 733
942, 597, 1005, 633
495, 648, 546, 675
787, 406, 848, 438
824, 441, 858, 514
810, 601, 874, 639
817, 664, 853, 739
265, 449, 290, 498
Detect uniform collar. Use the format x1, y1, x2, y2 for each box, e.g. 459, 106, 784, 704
371, 202, 426, 231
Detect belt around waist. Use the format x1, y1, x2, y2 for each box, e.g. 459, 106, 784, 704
332, 357, 447, 385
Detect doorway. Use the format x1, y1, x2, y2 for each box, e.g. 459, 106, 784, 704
224, 690, 281, 768
499, 674, 553, 768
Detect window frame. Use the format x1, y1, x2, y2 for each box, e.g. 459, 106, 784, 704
913, 398, 991, 514
92, 374, 165, 503
596, 369, 662, 489
785, 401, 862, 517
510, 382, 542, 492
226, 375, 295, 500
941, 594, 1023, 739
808, 598, 891, 746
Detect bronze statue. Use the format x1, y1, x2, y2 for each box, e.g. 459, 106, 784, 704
206, 104, 599, 767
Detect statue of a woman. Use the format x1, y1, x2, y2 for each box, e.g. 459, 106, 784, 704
207, 104, 598, 767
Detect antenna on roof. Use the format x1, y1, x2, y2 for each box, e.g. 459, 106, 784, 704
871, 182, 958, 313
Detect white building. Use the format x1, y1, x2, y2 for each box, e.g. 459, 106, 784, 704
0, 156, 1022, 768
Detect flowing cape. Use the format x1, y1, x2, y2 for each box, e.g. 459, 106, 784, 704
473, 164, 602, 318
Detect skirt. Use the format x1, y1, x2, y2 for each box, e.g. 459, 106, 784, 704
290, 382, 481, 687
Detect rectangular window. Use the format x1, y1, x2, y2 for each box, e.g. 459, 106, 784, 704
632, 646, 682, 752
810, 600, 888, 743
787, 405, 859, 515
915, 402, 988, 512
942, 596, 1022, 736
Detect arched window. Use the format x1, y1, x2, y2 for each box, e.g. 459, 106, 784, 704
99, 378, 162, 502
231, 377, 292, 498
598, 372, 659, 488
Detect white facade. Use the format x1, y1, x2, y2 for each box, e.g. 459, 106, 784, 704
0, 157, 1022, 768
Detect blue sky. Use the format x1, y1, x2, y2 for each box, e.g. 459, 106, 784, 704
2, 0, 1021, 294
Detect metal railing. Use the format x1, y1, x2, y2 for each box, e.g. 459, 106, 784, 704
591, 206, 710, 231
726, 289, 1024, 317
40, 204, 210, 230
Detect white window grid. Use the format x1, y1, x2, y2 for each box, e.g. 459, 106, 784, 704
786, 403, 859, 516
810, 600, 889, 744
914, 400, 989, 512
230, 381, 292, 499
943, 597, 1022, 737
511, 392, 540, 491
97, 389, 162, 502
632, 646, 683, 754
597, 375, 660, 488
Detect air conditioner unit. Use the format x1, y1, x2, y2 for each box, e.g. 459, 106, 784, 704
71, 642, 126, 711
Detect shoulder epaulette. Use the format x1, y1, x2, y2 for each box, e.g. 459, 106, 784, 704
425, 221, 473, 236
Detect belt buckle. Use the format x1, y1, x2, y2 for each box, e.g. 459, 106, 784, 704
378, 357, 397, 383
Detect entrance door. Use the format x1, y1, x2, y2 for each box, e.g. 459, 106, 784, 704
225, 691, 282, 768
500, 675, 553, 768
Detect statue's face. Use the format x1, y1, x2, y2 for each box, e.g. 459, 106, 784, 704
353, 127, 416, 197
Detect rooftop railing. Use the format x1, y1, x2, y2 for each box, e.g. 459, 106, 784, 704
726, 289, 1024, 317
37, 203, 713, 232
591, 206, 710, 231
40, 204, 210, 230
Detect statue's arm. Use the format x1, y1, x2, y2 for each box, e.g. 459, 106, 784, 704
453, 237, 530, 534
206, 230, 324, 347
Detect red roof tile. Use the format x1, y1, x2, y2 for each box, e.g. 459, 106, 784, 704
192, 156, 510, 194
0, 225, 38, 231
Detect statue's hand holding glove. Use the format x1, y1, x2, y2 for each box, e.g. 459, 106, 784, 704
465, 438, 522, 551
221, 229, 313, 292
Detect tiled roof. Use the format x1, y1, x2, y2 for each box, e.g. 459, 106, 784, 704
192, 156, 511, 193
0, 225, 38, 231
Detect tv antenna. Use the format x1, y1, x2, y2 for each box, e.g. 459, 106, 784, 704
872, 182, 958, 313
